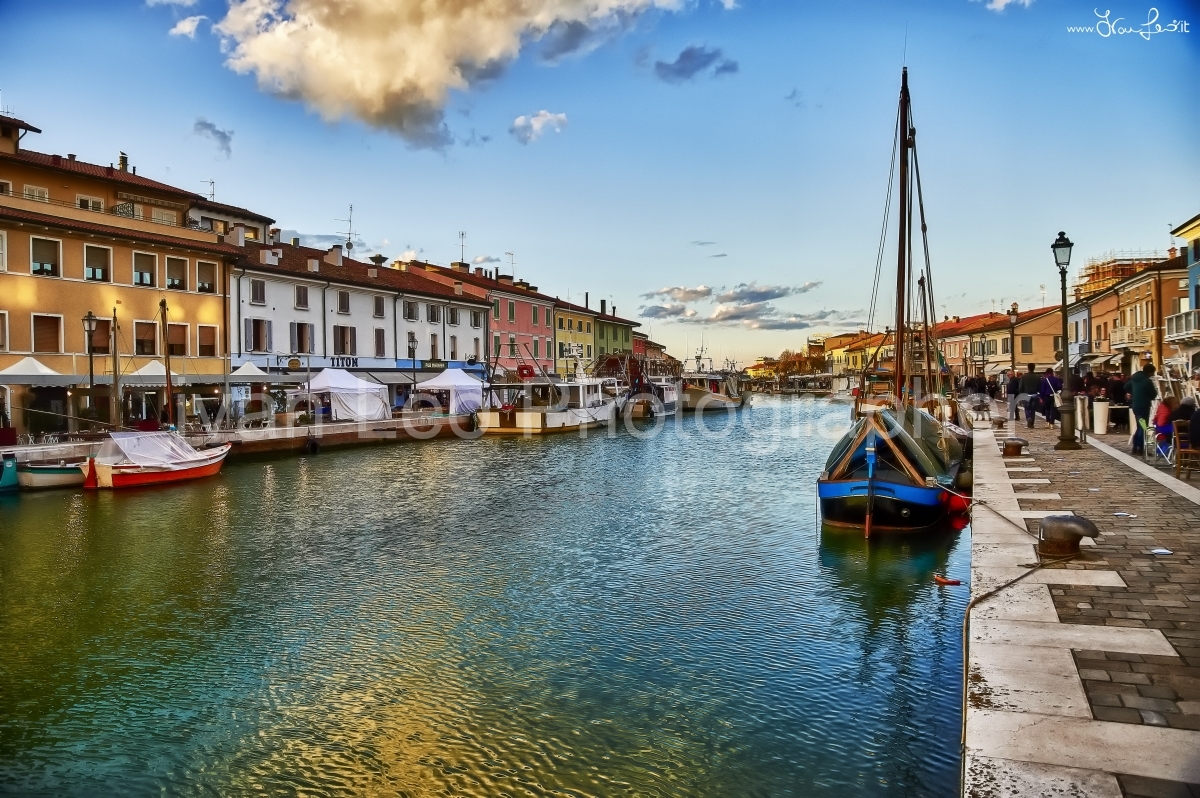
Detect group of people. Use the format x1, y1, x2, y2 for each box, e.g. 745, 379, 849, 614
984, 362, 1200, 457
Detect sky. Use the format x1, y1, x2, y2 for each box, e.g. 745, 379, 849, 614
1, 0, 1198, 366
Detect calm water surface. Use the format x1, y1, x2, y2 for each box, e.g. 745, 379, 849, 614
0, 397, 969, 796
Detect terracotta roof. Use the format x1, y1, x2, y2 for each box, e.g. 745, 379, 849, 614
190, 197, 275, 225
552, 298, 598, 316
0, 149, 200, 199
240, 242, 491, 303
593, 310, 640, 327
0, 204, 243, 256
415, 262, 559, 304
0, 115, 41, 134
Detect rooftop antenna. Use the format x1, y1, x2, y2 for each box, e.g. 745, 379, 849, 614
505, 251, 515, 278
458, 231, 466, 262
336, 205, 357, 252
1039, 284, 1046, 306
201, 180, 215, 201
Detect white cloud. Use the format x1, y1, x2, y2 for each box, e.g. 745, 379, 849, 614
147, 0, 197, 6
510, 110, 569, 144
214, 0, 690, 149
169, 15, 207, 37
641, 285, 712, 302
981, 0, 1033, 10
473, 255, 502, 264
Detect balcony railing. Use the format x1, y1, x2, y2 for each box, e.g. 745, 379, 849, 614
1110, 326, 1151, 348
0, 185, 196, 230
1165, 310, 1200, 342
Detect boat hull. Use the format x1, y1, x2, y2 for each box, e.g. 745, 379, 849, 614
84, 444, 231, 489
17, 464, 87, 489
817, 478, 953, 532
681, 386, 747, 412
0, 454, 17, 492
477, 404, 616, 435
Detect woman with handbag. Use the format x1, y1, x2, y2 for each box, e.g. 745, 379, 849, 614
1039, 368, 1062, 428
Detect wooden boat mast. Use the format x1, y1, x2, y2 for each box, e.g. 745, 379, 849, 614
893, 67, 911, 409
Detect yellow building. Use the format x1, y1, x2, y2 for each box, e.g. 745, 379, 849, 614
553, 298, 597, 377
0, 115, 240, 436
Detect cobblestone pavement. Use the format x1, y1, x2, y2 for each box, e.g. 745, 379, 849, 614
1000, 418, 1200, 796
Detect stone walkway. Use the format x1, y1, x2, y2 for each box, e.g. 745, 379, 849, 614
964, 412, 1200, 798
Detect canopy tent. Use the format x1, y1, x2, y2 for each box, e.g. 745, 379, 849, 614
287, 368, 390, 421
229, 361, 304, 383
121, 360, 183, 388
0, 357, 76, 386
414, 368, 483, 414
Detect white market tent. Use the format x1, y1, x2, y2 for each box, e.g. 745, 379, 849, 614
122, 360, 181, 388
414, 368, 483, 414
0, 357, 75, 386
229, 362, 271, 381
287, 368, 390, 422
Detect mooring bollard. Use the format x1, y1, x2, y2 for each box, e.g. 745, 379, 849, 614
1001, 437, 1028, 457
1037, 515, 1099, 556
992, 418, 1007, 430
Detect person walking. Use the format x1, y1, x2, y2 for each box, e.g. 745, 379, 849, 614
1019, 363, 1041, 428
1006, 369, 1021, 421
1128, 363, 1158, 455
1039, 368, 1062, 428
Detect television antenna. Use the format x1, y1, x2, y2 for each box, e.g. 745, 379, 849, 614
1039, 284, 1046, 306
336, 205, 357, 251
505, 251, 515, 278
458, 231, 466, 262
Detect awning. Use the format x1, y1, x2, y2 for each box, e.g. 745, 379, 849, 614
366, 371, 416, 385
0, 357, 77, 386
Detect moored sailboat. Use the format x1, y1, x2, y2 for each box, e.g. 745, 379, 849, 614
82, 432, 231, 489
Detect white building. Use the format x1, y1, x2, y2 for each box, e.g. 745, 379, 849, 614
229, 238, 490, 402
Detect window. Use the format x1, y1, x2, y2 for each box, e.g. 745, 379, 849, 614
407, 331, 418, 358
532, 306, 539, 326
559, 342, 567, 358
247, 319, 272, 353
133, 252, 155, 286
404, 301, 419, 321
244, 227, 259, 241
77, 195, 103, 212
493, 334, 501, 356
89, 319, 111, 355
470, 310, 482, 328
545, 338, 552, 360
448, 307, 459, 326
587, 322, 592, 334
198, 326, 218, 357
31, 238, 59, 276
1053, 335, 1063, 353
558, 317, 564, 330
134, 321, 157, 356
166, 324, 188, 357
493, 299, 500, 320
473, 337, 480, 359
250, 279, 266, 305
201, 217, 228, 235
332, 325, 356, 356
986, 339, 996, 355
23, 185, 49, 202
1095, 324, 1102, 341
374, 296, 385, 318
374, 328, 386, 358
623, 328, 629, 342
337, 291, 350, 314
449, 335, 458, 360
290, 322, 315, 354
0, 230, 6, 271
32, 315, 62, 353
84, 246, 110, 282
576, 320, 583, 332
1020, 336, 1033, 354
586, 344, 592, 358
1001, 338, 1010, 355
166, 257, 188, 290
0, 180, 10, 196
427, 304, 442, 323
508, 301, 516, 322
508, 335, 517, 357
151, 207, 177, 226
430, 333, 439, 359
295, 285, 309, 309
197, 262, 217, 294
0, 311, 7, 351
532, 338, 539, 359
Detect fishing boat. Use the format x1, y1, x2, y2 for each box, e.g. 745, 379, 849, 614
18, 460, 87, 489
816, 68, 968, 536
477, 377, 619, 434
681, 353, 749, 412
82, 431, 231, 489
0, 452, 17, 492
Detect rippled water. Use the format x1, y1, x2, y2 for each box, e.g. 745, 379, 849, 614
0, 397, 969, 796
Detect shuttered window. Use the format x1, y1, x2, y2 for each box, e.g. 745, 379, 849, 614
133, 253, 155, 286
295, 285, 309, 309
197, 262, 217, 294
134, 322, 157, 355
290, 322, 315, 354
449, 335, 458, 360
337, 291, 350, 314
167, 324, 187, 356
90, 319, 112, 355
31, 238, 59, 276
250, 279, 266, 305
198, 326, 218, 357
374, 328, 386, 358
32, 315, 61, 353
373, 296, 385, 318
85, 246, 110, 282
333, 325, 356, 356
166, 257, 188, 290
430, 333, 439, 359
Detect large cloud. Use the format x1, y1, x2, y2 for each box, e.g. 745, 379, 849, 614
653, 45, 738, 83
715, 281, 821, 304
641, 285, 712, 302
214, 0, 684, 149
510, 110, 568, 144
640, 303, 696, 319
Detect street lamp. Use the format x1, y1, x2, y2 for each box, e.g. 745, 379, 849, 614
1052, 232, 1079, 450
82, 311, 98, 411
1008, 302, 1019, 375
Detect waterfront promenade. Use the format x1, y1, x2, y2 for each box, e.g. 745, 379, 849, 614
964, 416, 1200, 797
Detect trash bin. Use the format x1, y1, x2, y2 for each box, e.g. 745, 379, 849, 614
1075, 395, 1089, 433
1092, 399, 1109, 434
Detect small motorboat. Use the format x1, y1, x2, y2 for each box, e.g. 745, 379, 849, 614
18, 460, 87, 489
82, 431, 231, 489
0, 453, 17, 492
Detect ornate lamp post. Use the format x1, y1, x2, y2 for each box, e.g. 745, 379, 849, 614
1052, 232, 1079, 450
1007, 302, 1019, 375
82, 311, 98, 411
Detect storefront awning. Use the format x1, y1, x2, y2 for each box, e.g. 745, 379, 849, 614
366, 371, 416, 385
0, 357, 77, 386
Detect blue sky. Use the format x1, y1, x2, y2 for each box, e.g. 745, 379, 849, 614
2, 0, 1197, 364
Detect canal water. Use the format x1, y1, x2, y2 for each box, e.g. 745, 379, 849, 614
0, 397, 970, 796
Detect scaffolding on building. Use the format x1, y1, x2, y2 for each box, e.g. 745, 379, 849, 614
1073, 250, 1170, 299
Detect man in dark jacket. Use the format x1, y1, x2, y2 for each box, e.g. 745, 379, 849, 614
1019, 363, 1041, 428
1039, 368, 1062, 427
1128, 364, 1158, 455
1006, 370, 1021, 420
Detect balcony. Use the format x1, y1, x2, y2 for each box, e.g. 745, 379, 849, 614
1110, 326, 1151, 349
1165, 310, 1200, 343
1069, 340, 1092, 356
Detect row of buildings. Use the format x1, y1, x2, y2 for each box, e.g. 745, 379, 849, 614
818, 216, 1200, 383
0, 114, 669, 436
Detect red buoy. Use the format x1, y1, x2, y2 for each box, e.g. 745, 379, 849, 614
934, 574, 961, 586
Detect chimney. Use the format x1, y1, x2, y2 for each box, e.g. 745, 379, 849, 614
515, 280, 529, 290
68, 154, 75, 161
118, 152, 128, 172
498, 274, 513, 286
291, 237, 300, 247
454, 281, 463, 296
451, 261, 470, 272
132, 166, 137, 175
600, 299, 607, 316
612, 305, 617, 317
585, 292, 589, 309
1169, 246, 1177, 258
474, 267, 485, 276
224, 226, 245, 247
324, 245, 342, 266
394, 261, 409, 272
259, 249, 279, 265
270, 228, 281, 244
424, 264, 439, 273
51, 154, 60, 165
307, 259, 320, 273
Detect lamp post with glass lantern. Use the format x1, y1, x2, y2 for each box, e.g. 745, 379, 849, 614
82, 311, 97, 413
1008, 303, 1019, 375
1052, 232, 1079, 450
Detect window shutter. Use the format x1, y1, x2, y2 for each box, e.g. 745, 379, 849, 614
244, 318, 253, 353
266, 321, 273, 352
349, 327, 357, 356
307, 324, 316, 354
290, 322, 298, 354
